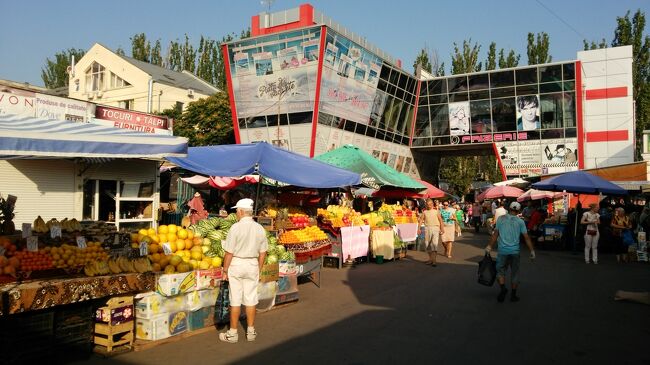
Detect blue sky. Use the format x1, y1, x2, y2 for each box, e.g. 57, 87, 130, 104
1, 0, 648, 86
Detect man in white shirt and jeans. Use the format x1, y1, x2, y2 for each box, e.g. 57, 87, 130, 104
219, 198, 268, 343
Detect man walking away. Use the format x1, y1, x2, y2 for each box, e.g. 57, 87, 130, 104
220, 198, 268, 343
472, 202, 482, 233
486, 202, 536, 303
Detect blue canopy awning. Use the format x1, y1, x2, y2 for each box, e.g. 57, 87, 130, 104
0, 114, 188, 159
532, 170, 628, 195
166, 142, 361, 188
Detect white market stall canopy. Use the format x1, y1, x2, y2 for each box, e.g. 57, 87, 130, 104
0, 114, 188, 159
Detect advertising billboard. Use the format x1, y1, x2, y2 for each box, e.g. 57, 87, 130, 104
449, 101, 470, 135
229, 29, 321, 119
94, 106, 171, 134
319, 32, 383, 124
35, 93, 94, 122
0, 89, 35, 117
496, 137, 578, 177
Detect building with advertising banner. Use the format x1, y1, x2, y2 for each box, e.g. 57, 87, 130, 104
223, 4, 635, 181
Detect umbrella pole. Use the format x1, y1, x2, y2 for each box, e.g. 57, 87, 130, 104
572, 194, 579, 254
253, 163, 262, 216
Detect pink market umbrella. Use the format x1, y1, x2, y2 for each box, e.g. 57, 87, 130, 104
415, 179, 446, 199
517, 189, 566, 202
477, 185, 524, 202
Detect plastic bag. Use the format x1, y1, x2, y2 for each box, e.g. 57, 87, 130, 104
214, 281, 246, 327
478, 253, 497, 287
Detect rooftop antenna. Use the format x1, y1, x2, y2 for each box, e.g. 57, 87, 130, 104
261, 0, 275, 12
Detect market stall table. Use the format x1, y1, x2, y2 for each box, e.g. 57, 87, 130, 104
371, 229, 395, 260
0, 272, 155, 315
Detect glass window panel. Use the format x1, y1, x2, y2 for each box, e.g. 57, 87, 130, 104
490, 71, 514, 88
387, 84, 396, 96
404, 105, 414, 136
379, 64, 390, 80
427, 79, 447, 95
470, 100, 492, 134
540, 65, 562, 83
563, 81, 575, 91
491, 98, 517, 132
266, 115, 278, 127
419, 82, 427, 97
248, 116, 267, 128
449, 92, 469, 102
430, 104, 449, 136
469, 74, 489, 90
565, 128, 576, 138
366, 126, 377, 138
541, 129, 564, 139
406, 77, 416, 94
491, 87, 515, 98
279, 114, 289, 125
428, 94, 448, 104
414, 105, 431, 138
417, 94, 429, 106
432, 136, 450, 145
448, 76, 468, 93
378, 78, 388, 92
516, 67, 537, 85
380, 97, 394, 130
540, 82, 563, 93
239, 118, 246, 128
469, 90, 490, 100
318, 112, 333, 126
563, 63, 575, 80
516, 84, 538, 95
289, 112, 313, 124
395, 103, 410, 135
344, 120, 356, 133
376, 129, 387, 141
395, 87, 405, 100
385, 131, 395, 142
563, 92, 576, 128
412, 137, 430, 147
540, 93, 563, 129
523, 130, 541, 140
356, 124, 368, 135
388, 69, 399, 85
333, 116, 345, 129
387, 99, 403, 132
398, 72, 408, 90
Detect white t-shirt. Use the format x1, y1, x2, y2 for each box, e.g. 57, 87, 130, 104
223, 217, 268, 258
582, 211, 600, 233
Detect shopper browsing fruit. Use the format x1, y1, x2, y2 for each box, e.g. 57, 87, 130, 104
219, 198, 268, 344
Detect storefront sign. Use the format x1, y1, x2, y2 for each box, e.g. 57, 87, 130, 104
0, 90, 35, 117
35, 93, 93, 122
455, 132, 529, 144
95, 106, 170, 133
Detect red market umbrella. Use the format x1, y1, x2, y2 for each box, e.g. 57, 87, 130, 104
477, 186, 524, 202
372, 189, 422, 199
415, 179, 446, 199
517, 189, 566, 202
208, 175, 259, 190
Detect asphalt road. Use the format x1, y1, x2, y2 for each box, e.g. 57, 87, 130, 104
76, 230, 650, 365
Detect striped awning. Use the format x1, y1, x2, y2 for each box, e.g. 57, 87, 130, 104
0, 114, 187, 159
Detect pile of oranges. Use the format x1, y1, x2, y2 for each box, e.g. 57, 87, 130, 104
13, 250, 53, 272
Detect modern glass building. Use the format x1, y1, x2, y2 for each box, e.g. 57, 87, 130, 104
223, 4, 634, 182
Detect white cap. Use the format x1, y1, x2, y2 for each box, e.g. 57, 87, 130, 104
509, 202, 522, 211
232, 198, 254, 210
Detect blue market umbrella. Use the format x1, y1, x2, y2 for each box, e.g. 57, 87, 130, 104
532, 170, 627, 195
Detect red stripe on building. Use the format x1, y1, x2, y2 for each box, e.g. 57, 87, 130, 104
585, 130, 629, 142
308, 26, 328, 158
251, 4, 315, 36
585, 86, 627, 100
576, 61, 584, 169
409, 79, 422, 147
492, 143, 507, 180
222, 43, 240, 144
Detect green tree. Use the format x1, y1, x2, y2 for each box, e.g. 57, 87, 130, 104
167, 40, 182, 72
40, 48, 86, 88
486, 42, 497, 71
451, 39, 482, 74
583, 39, 607, 50
435, 62, 446, 76
181, 34, 196, 73
527, 32, 552, 65
413, 47, 432, 75
196, 36, 216, 85
131, 33, 151, 62
498, 49, 520, 68
151, 40, 163, 66
116, 47, 126, 56
612, 9, 650, 160
170, 92, 234, 146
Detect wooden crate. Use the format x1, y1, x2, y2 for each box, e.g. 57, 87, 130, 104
93, 296, 135, 353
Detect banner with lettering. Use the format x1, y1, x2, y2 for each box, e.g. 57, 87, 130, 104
35, 93, 94, 122
94, 106, 171, 135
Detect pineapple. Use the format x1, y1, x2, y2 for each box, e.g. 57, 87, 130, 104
0, 197, 16, 235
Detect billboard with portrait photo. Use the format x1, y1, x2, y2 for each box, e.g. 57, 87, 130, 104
448, 101, 470, 135
516, 95, 541, 131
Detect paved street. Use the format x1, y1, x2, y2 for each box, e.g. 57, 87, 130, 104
80, 230, 650, 365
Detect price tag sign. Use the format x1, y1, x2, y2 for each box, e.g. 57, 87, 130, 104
26, 236, 39, 252
114, 234, 121, 246
161, 242, 172, 255
50, 225, 62, 239
22, 223, 32, 238
76, 236, 87, 249
140, 242, 149, 256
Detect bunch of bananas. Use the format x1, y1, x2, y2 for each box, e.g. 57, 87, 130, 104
60, 218, 82, 232
83, 256, 152, 277
32, 216, 48, 233
31, 216, 83, 233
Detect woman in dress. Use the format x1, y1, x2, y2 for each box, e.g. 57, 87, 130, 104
581, 203, 601, 264
440, 201, 457, 258
610, 207, 632, 263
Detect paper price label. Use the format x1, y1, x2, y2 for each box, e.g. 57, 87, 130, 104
114, 234, 120, 246
50, 225, 62, 239
22, 223, 32, 238
140, 242, 149, 256
26, 236, 39, 252
162, 242, 172, 255
76, 236, 87, 249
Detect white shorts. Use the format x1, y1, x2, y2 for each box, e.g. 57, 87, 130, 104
228, 257, 260, 307
424, 226, 440, 252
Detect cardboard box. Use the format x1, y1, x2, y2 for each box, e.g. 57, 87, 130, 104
188, 306, 214, 331
135, 311, 188, 341
195, 268, 223, 290
279, 260, 297, 275
259, 262, 279, 283
95, 304, 134, 325
256, 281, 278, 312
277, 274, 298, 294
135, 292, 187, 319
197, 288, 219, 308
275, 291, 299, 306
156, 271, 197, 296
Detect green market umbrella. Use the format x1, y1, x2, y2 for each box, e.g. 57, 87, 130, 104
315, 145, 425, 190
